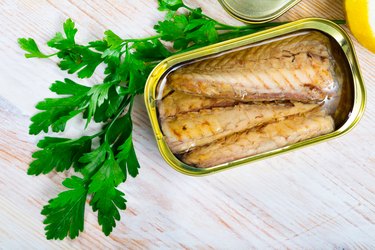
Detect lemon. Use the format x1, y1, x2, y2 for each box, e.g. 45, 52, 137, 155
345, 0, 375, 53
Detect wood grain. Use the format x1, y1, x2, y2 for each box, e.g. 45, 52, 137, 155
1, 0, 375, 248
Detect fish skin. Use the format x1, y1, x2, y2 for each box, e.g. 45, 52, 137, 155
182, 112, 334, 168
162, 102, 319, 154
178, 32, 332, 72
168, 32, 335, 102
158, 90, 237, 119
169, 52, 335, 102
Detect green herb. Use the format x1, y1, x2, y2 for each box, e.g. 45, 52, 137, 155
18, 0, 345, 240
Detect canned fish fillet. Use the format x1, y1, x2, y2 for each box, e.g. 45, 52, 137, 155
145, 19, 365, 175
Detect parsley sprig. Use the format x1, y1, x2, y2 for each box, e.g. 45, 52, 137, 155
19, 0, 335, 240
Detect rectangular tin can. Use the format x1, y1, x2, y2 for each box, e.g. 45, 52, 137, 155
144, 18, 366, 176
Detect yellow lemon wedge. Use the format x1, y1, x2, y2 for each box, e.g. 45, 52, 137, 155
345, 0, 375, 53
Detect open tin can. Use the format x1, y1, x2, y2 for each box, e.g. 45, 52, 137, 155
218, 0, 302, 23
144, 18, 366, 176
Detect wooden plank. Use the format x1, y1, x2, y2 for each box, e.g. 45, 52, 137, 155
1, 0, 375, 248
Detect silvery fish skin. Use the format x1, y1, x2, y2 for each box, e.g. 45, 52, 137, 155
168, 32, 335, 102
162, 102, 319, 154
182, 112, 335, 168
158, 90, 236, 119
180, 32, 332, 71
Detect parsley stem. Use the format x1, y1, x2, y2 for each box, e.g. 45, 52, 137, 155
182, 4, 211, 20
104, 96, 132, 143
124, 35, 163, 43
182, 4, 237, 30
89, 130, 106, 139
47, 52, 59, 58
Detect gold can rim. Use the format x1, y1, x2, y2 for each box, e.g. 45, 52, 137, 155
218, 0, 302, 24
144, 18, 366, 176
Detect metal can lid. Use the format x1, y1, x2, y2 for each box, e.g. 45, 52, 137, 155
218, 0, 301, 23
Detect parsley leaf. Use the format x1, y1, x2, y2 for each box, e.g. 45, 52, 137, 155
29, 79, 90, 135
92, 85, 124, 122
47, 18, 77, 50
104, 30, 124, 48
57, 47, 103, 78
49, 78, 90, 95
186, 20, 218, 44
80, 145, 107, 177
30, 78, 126, 135
127, 54, 150, 94
132, 39, 171, 61
86, 81, 118, 125
154, 11, 220, 50
106, 112, 140, 179
42, 176, 87, 240
18, 38, 50, 58
117, 134, 140, 178
63, 18, 78, 43
158, 0, 184, 11
87, 145, 126, 235
88, 40, 109, 52
47, 19, 103, 78
29, 136, 92, 175
154, 14, 189, 41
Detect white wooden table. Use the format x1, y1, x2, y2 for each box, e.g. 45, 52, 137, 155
1, 0, 375, 248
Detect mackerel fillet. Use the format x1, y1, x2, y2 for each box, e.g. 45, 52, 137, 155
158, 90, 236, 119
162, 102, 319, 153
182, 112, 335, 168
168, 32, 335, 102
